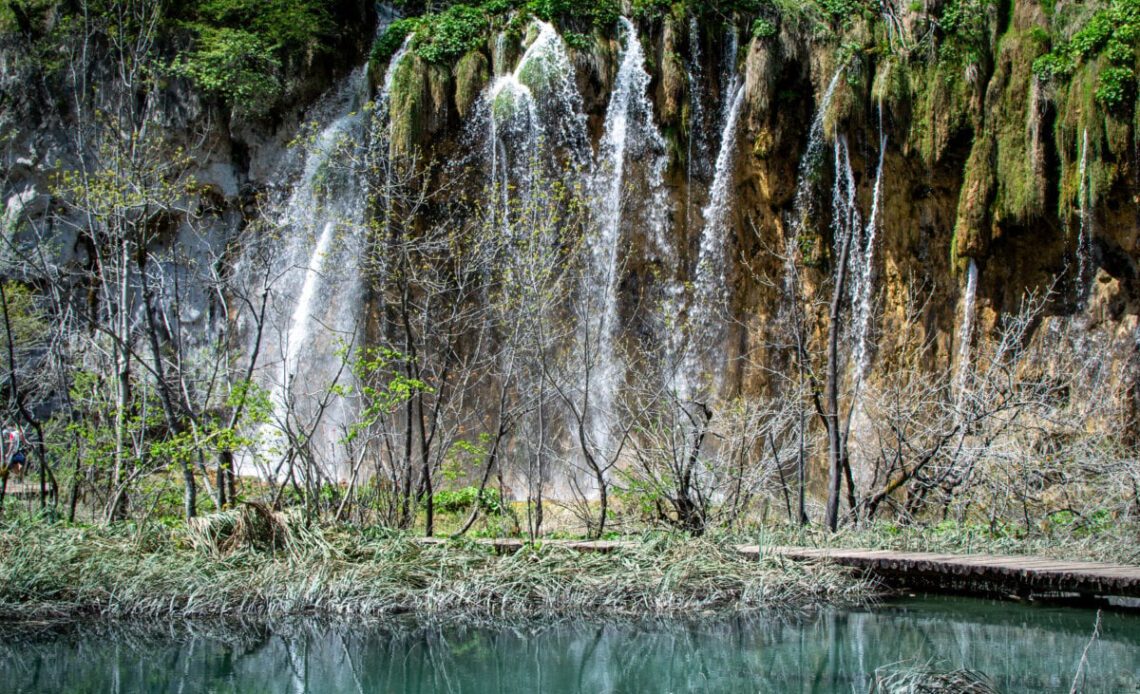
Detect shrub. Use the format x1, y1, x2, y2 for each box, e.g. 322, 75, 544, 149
433, 486, 505, 515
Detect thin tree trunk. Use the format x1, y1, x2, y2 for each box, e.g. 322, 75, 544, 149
824, 217, 854, 532
770, 434, 794, 523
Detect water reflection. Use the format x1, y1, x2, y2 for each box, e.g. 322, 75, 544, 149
2, 597, 1139, 693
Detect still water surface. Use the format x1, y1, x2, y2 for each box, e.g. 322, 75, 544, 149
2, 596, 1138, 692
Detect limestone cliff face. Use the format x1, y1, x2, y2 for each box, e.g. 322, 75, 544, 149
2, 1, 1137, 436
0, 1, 374, 349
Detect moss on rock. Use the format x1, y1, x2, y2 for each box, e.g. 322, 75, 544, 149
389, 54, 429, 158
455, 50, 490, 119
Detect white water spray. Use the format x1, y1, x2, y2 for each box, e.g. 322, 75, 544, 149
257, 65, 373, 475
789, 69, 845, 237
679, 32, 752, 398
588, 16, 668, 455
851, 108, 887, 386
485, 21, 589, 242
686, 16, 709, 200
955, 258, 979, 401
1076, 128, 1094, 303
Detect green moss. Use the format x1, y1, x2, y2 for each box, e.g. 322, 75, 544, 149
990, 27, 1049, 224
1034, 0, 1140, 114
454, 50, 490, 119
954, 134, 996, 260
898, 59, 973, 167
389, 55, 428, 157
491, 85, 527, 122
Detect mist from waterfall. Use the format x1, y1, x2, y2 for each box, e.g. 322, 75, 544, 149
249, 30, 415, 478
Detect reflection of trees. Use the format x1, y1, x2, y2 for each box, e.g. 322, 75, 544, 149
2, 606, 1138, 692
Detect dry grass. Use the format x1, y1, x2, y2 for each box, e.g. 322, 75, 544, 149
0, 512, 874, 623
872, 663, 996, 693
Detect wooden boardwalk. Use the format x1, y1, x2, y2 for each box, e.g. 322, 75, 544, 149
744, 546, 1140, 599
418, 537, 1140, 599
1, 482, 41, 499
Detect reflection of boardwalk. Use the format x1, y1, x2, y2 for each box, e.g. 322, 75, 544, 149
419, 538, 1140, 599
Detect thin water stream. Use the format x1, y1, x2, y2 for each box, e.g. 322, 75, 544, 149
3, 596, 1137, 692
588, 16, 666, 458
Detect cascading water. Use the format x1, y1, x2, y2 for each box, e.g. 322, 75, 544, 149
1076, 128, 1094, 304
685, 16, 709, 212
252, 38, 408, 478
587, 16, 668, 454
782, 67, 845, 318
717, 28, 740, 133
484, 21, 589, 243
695, 28, 743, 298
684, 27, 744, 398
368, 36, 413, 309
955, 258, 979, 402
257, 68, 370, 476
789, 69, 845, 240
487, 78, 539, 242
831, 135, 862, 279
850, 108, 887, 388
829, 135, 864, 379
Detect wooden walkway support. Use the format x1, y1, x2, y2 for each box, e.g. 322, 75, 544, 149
417, 537, 1140, 600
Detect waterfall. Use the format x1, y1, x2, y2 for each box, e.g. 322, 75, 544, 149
955, 258, 979, 401
485, 21, 588, 243
588, 16, 668, 455
1076, 128, 1094, 303
851, 109, 887, 388
487, 76, 540, 242
253, 35, 410, 476
717, 27, 740, 132
493, 31, 510, 76
789, 69, 845, 238
259, 66, 371, 474
831, 135, 862, 278
369, 36, 413, 297
685, 15, 709, 214
683, 33, 744, 397
829, 135, 862, 377
782, 67, 845, 314
695, 30, 743, 298
377, 37, 413, 129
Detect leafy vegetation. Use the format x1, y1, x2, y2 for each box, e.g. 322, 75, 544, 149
433, 486, 505, 515
1033, 0, 1140, 111
1, 0, 336, 117
171, 0, 334, 116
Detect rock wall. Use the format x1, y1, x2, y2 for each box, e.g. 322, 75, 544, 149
2, 0, 1137, 443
